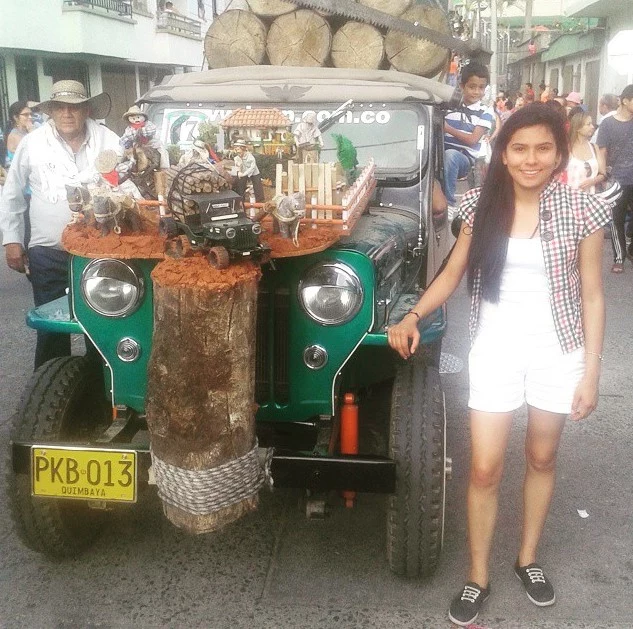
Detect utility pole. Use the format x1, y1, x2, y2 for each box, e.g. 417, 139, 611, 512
524, 0, 533, 41
490, 0, 498, 99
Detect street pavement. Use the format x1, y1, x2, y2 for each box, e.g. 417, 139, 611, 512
0, 241, 632, 629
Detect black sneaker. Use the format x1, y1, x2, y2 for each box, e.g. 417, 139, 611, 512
514, 561, 556, 606
448, 581, 490, 626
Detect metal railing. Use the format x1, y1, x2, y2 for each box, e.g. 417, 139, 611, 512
62, 0, 133, 18
156, 11, 202, 38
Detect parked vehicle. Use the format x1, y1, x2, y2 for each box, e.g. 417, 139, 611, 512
8, 66, 455, 578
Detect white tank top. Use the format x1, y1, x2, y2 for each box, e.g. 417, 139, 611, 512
479, 237, 556, 338
566, 142, 599, 193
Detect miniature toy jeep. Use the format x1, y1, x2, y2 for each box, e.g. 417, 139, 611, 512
8, 67, 455, 578
159, 189, 266, 268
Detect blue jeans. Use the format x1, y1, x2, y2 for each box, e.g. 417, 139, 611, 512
444, 149, 473, 206
27, 246, 71, 370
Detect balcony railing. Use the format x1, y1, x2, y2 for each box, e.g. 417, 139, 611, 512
156, 11, 202, 38
63, 0, 133, 17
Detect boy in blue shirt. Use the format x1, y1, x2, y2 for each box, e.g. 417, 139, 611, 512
444, 61, 494, 214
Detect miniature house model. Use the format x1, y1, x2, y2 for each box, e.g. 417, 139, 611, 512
221, 108, 292, 156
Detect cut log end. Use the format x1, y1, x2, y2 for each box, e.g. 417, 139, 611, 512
247, 0, 295, 17
384, 5, 451, 77
267, 9, 332, 67
205, 9, 267, 68
331, 22, 384, 70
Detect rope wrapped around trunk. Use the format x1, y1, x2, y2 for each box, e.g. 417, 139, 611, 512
151, 444, 274, 516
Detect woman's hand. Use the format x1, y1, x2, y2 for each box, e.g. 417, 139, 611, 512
387, 314, 420, 360
570, 375, 599, 421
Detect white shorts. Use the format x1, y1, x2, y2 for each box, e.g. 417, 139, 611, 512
468, 331, 585, 415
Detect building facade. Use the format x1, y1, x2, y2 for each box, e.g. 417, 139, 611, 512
565, 0, 633, 111
0, 0, 213, 134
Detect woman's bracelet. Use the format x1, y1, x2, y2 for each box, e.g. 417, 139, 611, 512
405, 310, 420, 321
585, 350, 603, 362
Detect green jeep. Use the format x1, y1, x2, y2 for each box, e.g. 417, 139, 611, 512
8, 67, 455, 578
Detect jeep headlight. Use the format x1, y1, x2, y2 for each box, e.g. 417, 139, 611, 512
81, 259, 144, 318
298, 262, 363, 325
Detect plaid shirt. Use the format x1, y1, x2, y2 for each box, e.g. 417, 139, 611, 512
458, 180, 612, 353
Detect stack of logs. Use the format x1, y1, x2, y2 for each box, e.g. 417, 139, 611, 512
164, 163, 232, 218
205, 0, 451, 78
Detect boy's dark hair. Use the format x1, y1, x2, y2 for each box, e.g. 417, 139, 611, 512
620, 84, 633, 101
460, 61, 490, 86
526, 82, 533, 88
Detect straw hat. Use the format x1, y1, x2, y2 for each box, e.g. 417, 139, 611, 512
122, 105, 147, 121
95, 150, 120, 174
37, 80, 111, 119
233, 139, 248, 148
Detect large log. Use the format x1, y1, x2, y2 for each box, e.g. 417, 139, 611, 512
331, 21, 384, 70
267, 9, 332, 67
358, 0, 413, 16
146, 259, 263, 533
384, 5, 451, 78
247, 0, 295, 17
205, 9, 267, 68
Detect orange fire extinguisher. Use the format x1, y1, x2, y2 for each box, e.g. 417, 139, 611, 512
340, 392, 358, 507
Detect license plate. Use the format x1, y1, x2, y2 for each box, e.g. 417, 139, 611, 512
31, 446, 137, 503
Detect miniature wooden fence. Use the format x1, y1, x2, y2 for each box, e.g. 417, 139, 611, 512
257, 159, 376, 233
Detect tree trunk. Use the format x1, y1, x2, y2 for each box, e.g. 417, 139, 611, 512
358, 0, 413, 16
267, 10, 332, 67
331, 22, 384, 70
205, 9, 267, 68
146, 260, 262, 534
384, 5, 451, 78
247, 0, 295, 17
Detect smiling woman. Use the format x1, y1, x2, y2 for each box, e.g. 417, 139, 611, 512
387, 103, 613, 626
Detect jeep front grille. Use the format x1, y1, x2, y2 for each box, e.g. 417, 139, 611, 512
235, 228, 257, 251
255, 287, 290, 405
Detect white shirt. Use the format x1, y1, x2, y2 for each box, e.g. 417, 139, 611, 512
0, 118, 120, 249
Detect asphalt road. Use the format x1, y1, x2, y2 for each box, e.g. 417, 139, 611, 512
0, 242, 632, 629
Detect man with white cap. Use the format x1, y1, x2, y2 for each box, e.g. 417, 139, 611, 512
0, 79, 120, 369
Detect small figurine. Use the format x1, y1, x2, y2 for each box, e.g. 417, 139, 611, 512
121, 105, 169, 169
293, 112, 323, 164
95, 149, 142, 199
268, 192, 305, 247
233, 139, 264, 202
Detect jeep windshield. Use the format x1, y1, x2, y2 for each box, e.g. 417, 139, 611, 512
147, 103, 426, 176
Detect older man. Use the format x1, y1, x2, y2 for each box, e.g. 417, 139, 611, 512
0, 80, 120, 369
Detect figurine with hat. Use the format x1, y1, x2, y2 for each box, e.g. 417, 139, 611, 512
120, 105, 169, 168
232, 138, 264, 203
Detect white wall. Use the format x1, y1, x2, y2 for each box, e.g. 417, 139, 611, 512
0, 0, 211, 68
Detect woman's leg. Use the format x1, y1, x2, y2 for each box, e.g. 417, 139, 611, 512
518, 406, 566, 565
467, 410, 514, 587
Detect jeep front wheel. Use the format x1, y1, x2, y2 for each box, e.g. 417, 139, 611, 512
207, 246, 230, 269
6, 356, 111, 558
387, 358, 446, 578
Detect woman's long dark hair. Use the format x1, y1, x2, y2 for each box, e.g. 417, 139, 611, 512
467, 103, 569, 302
5, 100, 29, 136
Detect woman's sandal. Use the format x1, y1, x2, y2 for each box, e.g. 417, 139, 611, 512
611, 262, 624, 274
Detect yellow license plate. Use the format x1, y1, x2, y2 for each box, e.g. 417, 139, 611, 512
31, 446, 137, 503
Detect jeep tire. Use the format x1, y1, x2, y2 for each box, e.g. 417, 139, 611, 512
207, 246, 230, 269
387, 358, 445, 578
7, 356, 111, 558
